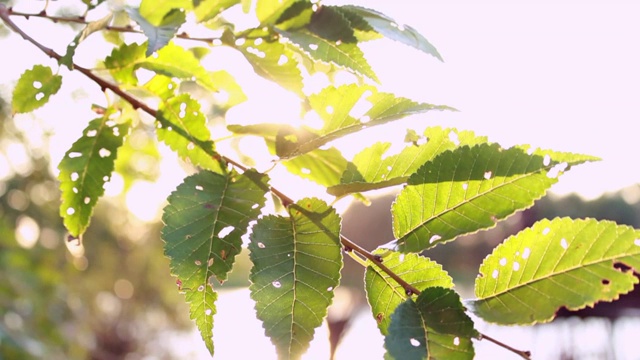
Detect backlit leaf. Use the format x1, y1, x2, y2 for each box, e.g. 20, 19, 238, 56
162, 169, 269, 355
104, 42, 147, 86
274, 0, 313, 30
278, 29, 378, 82
385, 288, 476, 360
59, 32, 82, 70
328, 127, 486, 196
471, 217, 640, 325
234, 29, 304, 95
365, 250, 453, 335
307, 5, 356, 43
249, 198, 342, 359
194, 0, 240, 22
12, 65, 62, 113
126, 6, 184, 56
58, 113, 130, 237
156, 94, 224, 173
139, 0, 192, 26
392, 144, 599, 252
256, 0, 299, 25
339, 5, 442, 61
275, 84, 451, 158
282, 147, 348, 188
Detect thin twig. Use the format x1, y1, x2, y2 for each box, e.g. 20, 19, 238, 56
0, 5, 532, 358
6, 7, 222, 44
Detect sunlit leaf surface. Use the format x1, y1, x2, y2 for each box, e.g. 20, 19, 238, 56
58, 113, 130, 237
12, 65, 62, 113
162, 169, 269, 355
472, 217, 640, 325
249, 198, 342, 359
392, 144, 599, 252
385, 287, 476, 360
365, 250, 453, 335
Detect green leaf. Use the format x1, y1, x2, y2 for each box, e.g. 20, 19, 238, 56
392, 144, 599, 252
12, 65, 62, 113
256, 0, 300, 25
249, 198, 342, 359
385, 288, 476, 360
233, 29, 304, 95
282, 147, 348, 188
194, 0, 240, 22
143, 74, 178, 100
138, 42, 221, 92
276, 84, 451, 158
328, 127, 486, 197
59, 32, 83, 70
471, 217, 640, 325
307, 5, 356, 43
60, 12, 114, 70
156, 94, 224, 173
274, 0, 313, 30
162, 169, 269, 355
278, 28, 378, 82
58, 113, 131, 237
139, 0, 192, 26
210, 70, 248, 109
104, 42, 147, 86
339, 5, 443, 61
126, 6, 185, 56
365, 250, 453, 335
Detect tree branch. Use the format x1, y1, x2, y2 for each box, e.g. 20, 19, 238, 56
0, 5, 531, 359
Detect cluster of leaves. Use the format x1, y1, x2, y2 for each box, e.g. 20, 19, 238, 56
5, 0, 640, 359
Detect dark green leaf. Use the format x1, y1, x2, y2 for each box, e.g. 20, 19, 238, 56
274, 0, 313, 30
256, 0, 300, 25
59, 32, 82, 70
308, 5, 356, 43
385, 288, 476, 360
340, 5, 443, 61
162, 169, 269, 355
392, 144, 599, 252
471, 218, 640, 325
12, 65, 62, 113
156, 94, 224, 173
58, 113, 131, 237
249, 198, 342, 359
365, 250, 453, 335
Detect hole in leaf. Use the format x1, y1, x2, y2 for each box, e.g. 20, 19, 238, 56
235, 38, 245, 46
429, 234, 441, 244
66, 207, 75, 215
614, 262, 631, 272
325, 105, 334, 114
218, 226, 235, 239
105, 120, 117, 127
634, 239, 640, 246
522, 247, 531, 259
99, 148, 111, 158
409, 338, 420, 347
257, 242, 266, 249
195, 185, 204, 191
251, 203, 259, 209
560, 238, 568, 249
35, 92, 45, 101
360, 116, 371, 124
187, 142, 195, 151
499, 258, 507, 266
195, 260, 202, 266
492, 269, 499, 279
103, 176, 110, 182
86, 129, 97, 137
205, 309, 212, 316
543, 154, 551, 166
483, 171, 492, 180
542, 227, 551, 235
453, 337, 460, 346
301, 168, 311, 175
449, 131, 460, 146
327, 286, 333, 291
197, 285, 204, 292
254, 38, 263, 46
84, 197, 90, 204
513, 261, 520, 271
70, 172, 79, 181
398, 254, 405, 262
68, 152, 82, 158
277, 55, 288, 66
272, 281, 281, 288
547, 162, 568, 178
462, 183, 468, 190
33, 81, 42, 89
72, 187, 78, 193
208, 258, 214, 267
308, 44, 319, 50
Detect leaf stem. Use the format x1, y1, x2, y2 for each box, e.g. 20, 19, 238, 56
0, 6, 531, 358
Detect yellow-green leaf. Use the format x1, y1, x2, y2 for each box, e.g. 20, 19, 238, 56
12, 65, 62, 114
